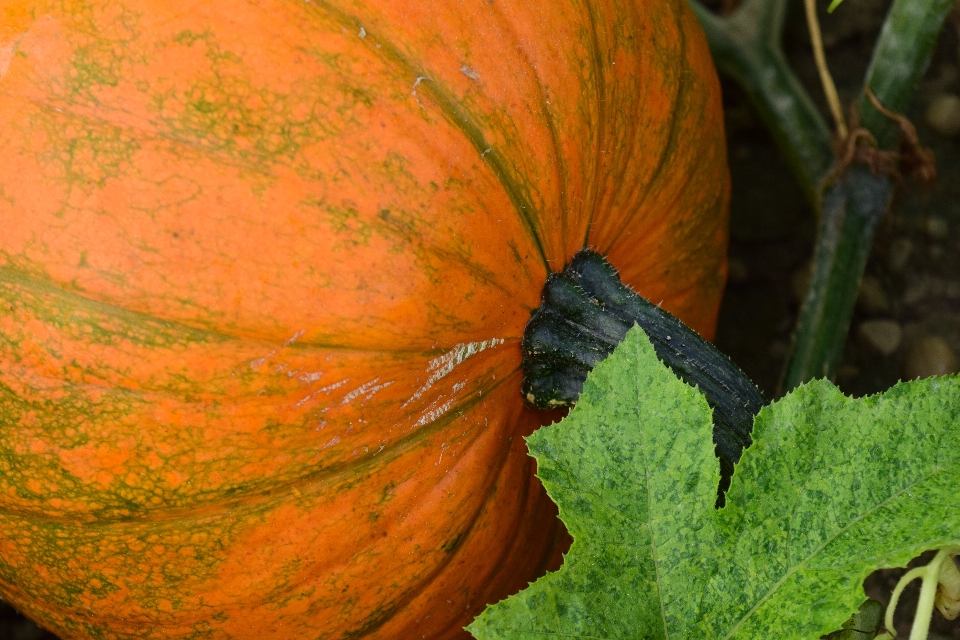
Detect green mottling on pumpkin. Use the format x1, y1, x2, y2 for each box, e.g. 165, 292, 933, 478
441, 532, 463, 554
381, 151, 415, 183
309, 0, 550, 272
307, 199, 373, 248
506, 240, 528, 279
0, 514, 244, 617
62, 0, 145, 102
442, 176, 465, 192
372, 208, 424, 255
154, 28, 371, 180
171, 28, 208, 47
377, 481, 397, 506
34, 109, 141, 194
82, 573, 122, 598
0, 266, 221, 349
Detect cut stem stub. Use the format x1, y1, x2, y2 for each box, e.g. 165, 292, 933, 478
520, 250, 765, 473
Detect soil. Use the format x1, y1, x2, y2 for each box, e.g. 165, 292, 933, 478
2, 1, 958, 638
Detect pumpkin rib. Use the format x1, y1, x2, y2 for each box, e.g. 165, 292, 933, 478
612, 106, 713, 261
394, 474, 542, 639
334, 397, 538, 639
0, 392, 551, 638
7, 7, 552, 346
459, 0, 575, 257
373, 414, 562, 640
400, 71, 552, 277
603, 120, 727, 322
584, 53, 644, 252
1, 264, 227, 345
485, 10, 572, 261
594, 3, 690, 257
580, 0, 608, 253
362, 209, 532, 306
2, 263, 526, 353
133, 408, 535, 640
310, 0, 551, 274
0, 357, 526, 526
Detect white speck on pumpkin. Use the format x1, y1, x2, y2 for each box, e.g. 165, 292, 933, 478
413, 398, 454, 429
460, 65, 480, 80
341, 378, 393, 405
296, 379, 349, 407
403, 338, 503, 407
411, 76, 429, 109
284, 329, 305, 346
250, 349, 278, 371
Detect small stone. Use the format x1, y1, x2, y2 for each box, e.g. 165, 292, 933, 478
886, 237, 913, 273
925, 216, 950, 240
904, 335, 960, 380
926, 93, 960, 136
903, 277, 931, 305
857, 320, 902, 356
856, 276, 890, 315
727, 257, 748, 284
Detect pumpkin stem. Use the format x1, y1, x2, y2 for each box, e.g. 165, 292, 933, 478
521, 250, 764, 472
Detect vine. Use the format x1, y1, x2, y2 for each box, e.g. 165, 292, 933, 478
876, 548, 960, 640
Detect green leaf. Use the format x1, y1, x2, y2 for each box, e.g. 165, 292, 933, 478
827, 0, 844, 13
468, 326, 960, 640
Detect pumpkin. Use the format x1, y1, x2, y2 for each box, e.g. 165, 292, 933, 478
0, 0, 728, 637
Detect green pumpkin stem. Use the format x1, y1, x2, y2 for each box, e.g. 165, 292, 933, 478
521, 249, 765, 471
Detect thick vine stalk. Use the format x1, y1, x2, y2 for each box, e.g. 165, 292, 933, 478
689, 0, 832, 208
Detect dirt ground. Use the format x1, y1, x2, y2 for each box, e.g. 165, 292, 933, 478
2, 1, 959, 638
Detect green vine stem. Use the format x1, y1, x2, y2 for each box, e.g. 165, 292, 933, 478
858, 0, 955, 150
881, 547, 960, 640
689, 0, 832, 207
781, 0, 952, 391
783, 167, 891, 387
690, 0, 953, 391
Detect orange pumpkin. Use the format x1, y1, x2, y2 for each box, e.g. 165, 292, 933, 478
0, 0, 728, 637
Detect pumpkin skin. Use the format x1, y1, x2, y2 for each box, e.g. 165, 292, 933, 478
0, 0, 728, 637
